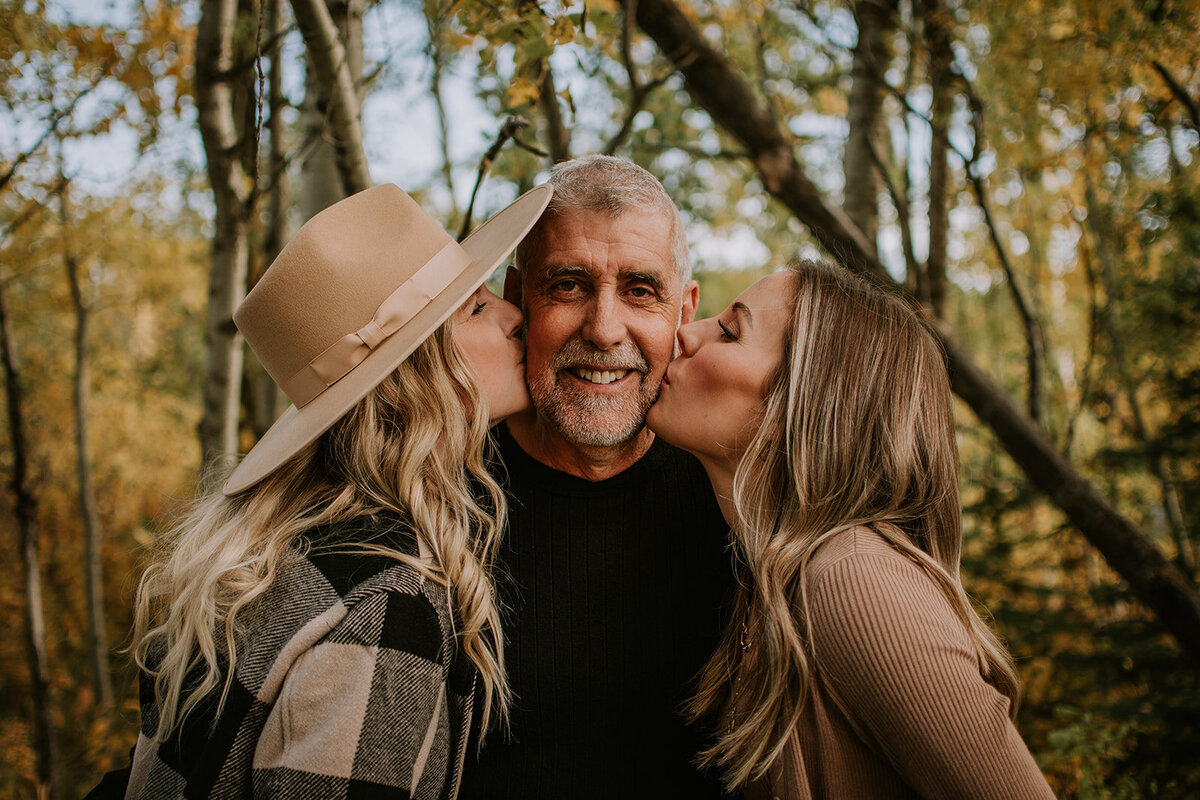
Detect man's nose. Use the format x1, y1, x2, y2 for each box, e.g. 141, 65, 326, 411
580, 292, 626, 350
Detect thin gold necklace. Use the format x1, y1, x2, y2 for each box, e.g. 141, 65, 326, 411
727, 603, 754, 734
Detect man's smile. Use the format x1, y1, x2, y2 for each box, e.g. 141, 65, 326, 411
570, 367, 633, 385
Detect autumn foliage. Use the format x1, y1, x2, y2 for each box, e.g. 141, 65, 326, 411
2, 0, 1198, 797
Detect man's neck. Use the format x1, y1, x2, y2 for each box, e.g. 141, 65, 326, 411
504, 410, 656, 482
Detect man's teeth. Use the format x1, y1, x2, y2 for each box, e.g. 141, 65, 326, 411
575, 368, 629, 385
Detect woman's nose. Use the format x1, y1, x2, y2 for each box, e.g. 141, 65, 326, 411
676, 319, 702, 357
501, 298, 524, 337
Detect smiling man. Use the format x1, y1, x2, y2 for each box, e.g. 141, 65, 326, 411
459, 156, 733, 798
514, 191, 690, 473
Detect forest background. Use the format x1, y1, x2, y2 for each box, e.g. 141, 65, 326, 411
2, 0, 1198, 797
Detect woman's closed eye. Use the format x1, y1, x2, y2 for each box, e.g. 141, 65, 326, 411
472, 301, 487, 316
718, 320, 738, 341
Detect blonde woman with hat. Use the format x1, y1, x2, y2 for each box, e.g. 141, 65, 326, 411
115, 183, 551, 799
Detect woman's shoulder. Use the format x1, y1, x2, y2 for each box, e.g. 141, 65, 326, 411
802, 524, 969, 654
802, 524, 960, 635
806, 524, 910, 579
234, 513, 445, 696
241, 512, 430, 640
296, 511, 425, 595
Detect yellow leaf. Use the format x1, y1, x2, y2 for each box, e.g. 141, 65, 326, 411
546, 16, 575, 45
507, 76, 539, 107
815, 86, 848, 116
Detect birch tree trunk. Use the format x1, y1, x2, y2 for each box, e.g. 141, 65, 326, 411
0, 278, 55, 797
292, 0, 371, 211
425, 3, 460, 216
249, 0, 291, 439
298, 0, 365, 219
844, 0, 896, 246
627, 0, 1200, 660
196, 0, 251, 467
58, 162, 114, 712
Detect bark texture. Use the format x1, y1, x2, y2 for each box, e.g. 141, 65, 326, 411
196, 0, 251, 466
627, 0, 1200, 660
59, 169, 113, 712
844, 0, 896, 245
291, 0, 372, 203
250, 0, 290, 439
0, 278, 55, 796
920, 0, 952, 317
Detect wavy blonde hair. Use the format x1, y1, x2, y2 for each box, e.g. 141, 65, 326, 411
689, 260, 1019, 789
133, 323, 511, 743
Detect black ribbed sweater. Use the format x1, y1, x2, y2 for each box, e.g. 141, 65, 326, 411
459, 425, 734, 798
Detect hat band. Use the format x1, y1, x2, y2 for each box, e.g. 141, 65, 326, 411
282, 241, 473, 408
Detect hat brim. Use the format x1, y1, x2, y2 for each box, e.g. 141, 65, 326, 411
222, 184, 552, 496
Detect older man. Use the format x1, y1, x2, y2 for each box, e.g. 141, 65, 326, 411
459, 156, 732, 797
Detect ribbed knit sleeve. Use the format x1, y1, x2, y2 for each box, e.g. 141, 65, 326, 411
806, 529, 1054, 800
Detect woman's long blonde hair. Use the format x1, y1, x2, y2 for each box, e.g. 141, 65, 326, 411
689, 260, 1019, 789
133, 323, 512, 742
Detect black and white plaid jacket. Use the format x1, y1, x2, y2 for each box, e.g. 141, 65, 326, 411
126, 512, 476, 799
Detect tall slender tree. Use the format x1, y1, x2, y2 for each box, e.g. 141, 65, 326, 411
195, 0, 253, 466
0, 272, 55, 797
291, 0, 372, 209
57, 144, 114, 714
843, 0, 896, 246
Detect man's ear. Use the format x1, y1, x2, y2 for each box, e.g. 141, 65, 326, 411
680, 279, 699, 325
504, 266, 523, 307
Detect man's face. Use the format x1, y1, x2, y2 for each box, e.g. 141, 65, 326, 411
512, 207, 697, 449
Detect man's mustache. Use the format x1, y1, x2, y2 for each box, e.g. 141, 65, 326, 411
550, 338, 650, 374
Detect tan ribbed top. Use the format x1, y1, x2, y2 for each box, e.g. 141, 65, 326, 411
745, 526, 1055, 800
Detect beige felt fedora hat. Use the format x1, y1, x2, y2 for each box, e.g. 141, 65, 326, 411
223, 182, 552, 496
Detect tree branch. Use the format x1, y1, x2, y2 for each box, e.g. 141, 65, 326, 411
963, 88, 1045, 424
0, 179, 68, 248
1152, 60, 1200, 131
602, 0, 671, 155
458, 116, 542, 241
866, 136, 920, 292
624, 0, 883, 276
0, 76, 103, 193
537, 58, 572, 162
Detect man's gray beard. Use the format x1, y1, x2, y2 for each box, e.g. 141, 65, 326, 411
529, 339, 655, 448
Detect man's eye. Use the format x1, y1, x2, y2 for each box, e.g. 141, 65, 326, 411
552, 279, 579, 293
718, 320, 738, 341
629, 286, 655, 299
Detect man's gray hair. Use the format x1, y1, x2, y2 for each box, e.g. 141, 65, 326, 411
515, 155, 692, 284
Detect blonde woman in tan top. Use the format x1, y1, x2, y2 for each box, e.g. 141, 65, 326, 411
647, 260, 1055, 799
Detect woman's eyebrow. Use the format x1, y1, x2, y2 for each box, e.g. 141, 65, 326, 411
731, 301, 753, 327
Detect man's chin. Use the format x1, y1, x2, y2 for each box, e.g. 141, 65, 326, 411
540, 404, 648, 449
528, 377, 659, 449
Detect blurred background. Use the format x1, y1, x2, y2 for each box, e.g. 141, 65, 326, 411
1, 0, 1198, 796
